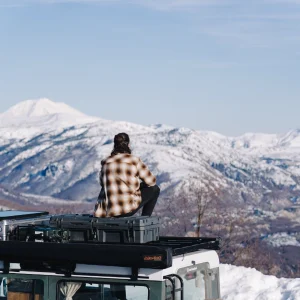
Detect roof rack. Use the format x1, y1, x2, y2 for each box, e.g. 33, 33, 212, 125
151, 236, 220, 255
0, 237, 220, 279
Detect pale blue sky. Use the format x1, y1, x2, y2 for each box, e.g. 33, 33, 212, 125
0, 0, 300, 136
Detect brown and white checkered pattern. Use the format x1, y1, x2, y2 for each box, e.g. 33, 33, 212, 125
94, 153, 156, 217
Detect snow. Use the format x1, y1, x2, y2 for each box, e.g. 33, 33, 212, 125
2, 98, 86, 118
264, 232, 300, 247
232, 132, 279, 149
0, 98, 100, 139
0, 185, 84, 205
280, 130, 300, 148
3, 143, 53, 169
0, 98, 300, 205
0, 206, 10, 210
221, 264, 300, 300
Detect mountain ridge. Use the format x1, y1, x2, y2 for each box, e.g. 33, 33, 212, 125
0, 99, 299, 208
1, 99, 300, 150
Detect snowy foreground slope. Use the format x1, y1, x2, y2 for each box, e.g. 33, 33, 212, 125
221, 264, 300, 300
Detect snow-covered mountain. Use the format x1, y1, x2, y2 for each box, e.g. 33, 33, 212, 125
0, 98, 99, 139
2, 98, 85, 118
0, 99, 299, 209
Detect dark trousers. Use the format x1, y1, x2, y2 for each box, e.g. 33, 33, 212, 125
119, 184, 160, 217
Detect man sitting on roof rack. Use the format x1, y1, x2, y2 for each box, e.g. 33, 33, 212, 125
94, 132, 160, 218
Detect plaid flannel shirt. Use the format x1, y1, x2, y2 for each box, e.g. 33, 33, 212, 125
94, 153, 156, 217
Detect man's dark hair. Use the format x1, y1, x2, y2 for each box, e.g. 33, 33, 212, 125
111, 132, 131, 156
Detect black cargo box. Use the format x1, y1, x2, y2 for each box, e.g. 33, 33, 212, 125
49, 214, 94, 242
49, 214, 160, 244
94, 216, 160, 243
11, 225, 63, 243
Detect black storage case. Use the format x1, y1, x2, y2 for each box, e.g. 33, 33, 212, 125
49, 214, 160, 244
11, 225, 63, 243
94, 216, 160, 244
49, 214, 95, 242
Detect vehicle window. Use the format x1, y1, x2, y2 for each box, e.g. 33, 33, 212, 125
57, 281, 149, 300
0, 277, 44, 299
177, 263, 207, 300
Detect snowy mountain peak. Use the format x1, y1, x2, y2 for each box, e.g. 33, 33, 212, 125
0, 99, 100, 138
2, 98, 87, 118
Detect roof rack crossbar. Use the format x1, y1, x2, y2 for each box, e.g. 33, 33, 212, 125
159, 236, 218, 242
151, 236, 221, 253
